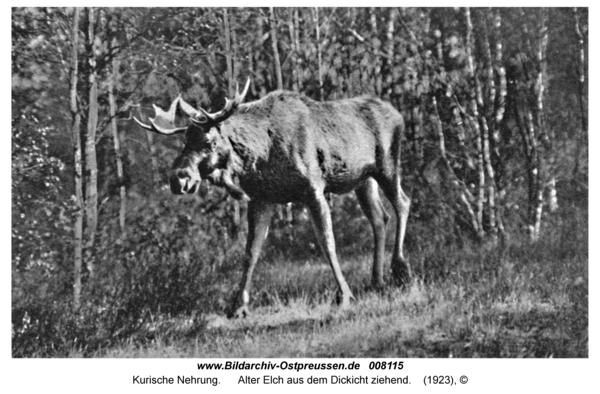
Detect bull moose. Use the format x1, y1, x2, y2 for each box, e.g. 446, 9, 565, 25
134, 79, 411, 318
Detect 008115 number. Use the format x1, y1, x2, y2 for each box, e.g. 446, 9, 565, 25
368, 361, 404, 370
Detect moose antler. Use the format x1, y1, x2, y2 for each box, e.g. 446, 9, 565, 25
189, 78, 250, 126
134, 79, 251, 133
133, 96, 188, 135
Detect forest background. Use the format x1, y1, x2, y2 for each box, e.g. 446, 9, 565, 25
11, 7, 588, 357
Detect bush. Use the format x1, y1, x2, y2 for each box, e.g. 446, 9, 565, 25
12, 191, 245, 357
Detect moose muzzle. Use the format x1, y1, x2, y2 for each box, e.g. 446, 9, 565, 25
170, 167, 201, 195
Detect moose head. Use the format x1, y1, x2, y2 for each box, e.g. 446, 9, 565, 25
133, 79, 250, 198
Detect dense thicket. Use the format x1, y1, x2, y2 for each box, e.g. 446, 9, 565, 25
12, 7, 587, 356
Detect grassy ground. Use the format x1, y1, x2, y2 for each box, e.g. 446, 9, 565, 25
95, 234, 587, 358
16, 190, 585, 358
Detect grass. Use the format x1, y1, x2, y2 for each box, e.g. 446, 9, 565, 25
13, 191, 587, 358
96, 233, 587, 358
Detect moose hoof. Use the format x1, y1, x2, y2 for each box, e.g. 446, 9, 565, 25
334, 291, 355, 310
391, 257, 412, 288
368, 283, 387, 295
370, 278, 386, 292
228, 305, 250, 319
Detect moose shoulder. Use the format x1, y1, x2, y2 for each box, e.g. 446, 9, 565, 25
135, 80, 412, 318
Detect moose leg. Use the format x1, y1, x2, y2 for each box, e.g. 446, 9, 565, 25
228, 200, 274, 318
355, 178, 390, 289
307, 191, 354, 309
376, 173, 412, 286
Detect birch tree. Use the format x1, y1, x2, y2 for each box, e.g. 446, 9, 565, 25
313, 7, 324, 100
510, 8, 550, 242
289, 8, 302, 92
68, 7, 84, 309
223, 8, 245, 240
83, 7, 99, 278
269, 7, 283, 90
108, 36, 126, 234
572, 7, 587, 178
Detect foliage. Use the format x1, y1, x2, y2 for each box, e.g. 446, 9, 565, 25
12, 112, 70, 275
13, 191, 245, 357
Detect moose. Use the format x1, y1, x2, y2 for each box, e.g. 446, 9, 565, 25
134, 80, 411, 318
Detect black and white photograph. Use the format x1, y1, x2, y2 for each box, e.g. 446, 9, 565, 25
9, 3, 593, 390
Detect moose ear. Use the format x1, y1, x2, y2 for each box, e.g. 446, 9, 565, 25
202, 127, 221, 144
208, 122, 224, 136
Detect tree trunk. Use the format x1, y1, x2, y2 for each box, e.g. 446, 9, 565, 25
512, 9, 550, 243
223, 9, 238, 238
384, 8, 396, 99
478, 10, 500, 241
230, 15, 240, 84
370, 7, 381, 96
411, 104, 424, 170
548, 176, 558, 213
223, 9, 245, 240
573, 7, 587, 177
464, 8, 486, 240
529, 8, 549, 241
492, 9, 507, 236
69, 7, 83, 310
223, 8, 234, 94
108, 37, 126, 234
269, 7, 283, 90
145, 132, 161, 187
289, 8, 302, 92
313, 7, 324, 100
247, 43, 257, 97
84, 7, 99, 280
